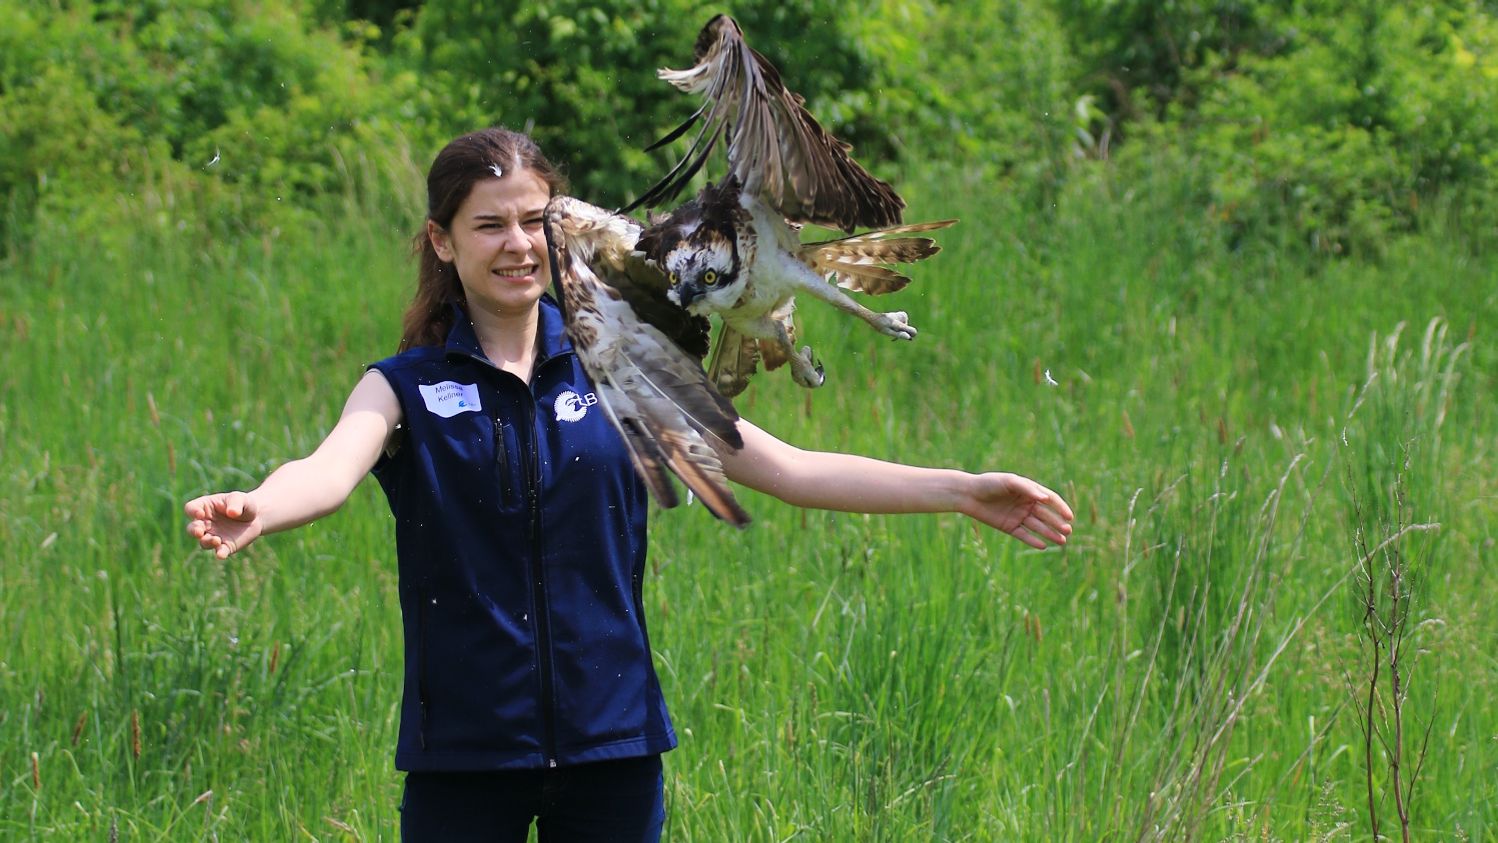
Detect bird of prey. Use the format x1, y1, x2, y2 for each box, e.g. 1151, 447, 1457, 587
543, 195, 750, 526
624, 14, 957, 397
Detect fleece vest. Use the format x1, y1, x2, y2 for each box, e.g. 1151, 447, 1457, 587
369, 297, 675, 771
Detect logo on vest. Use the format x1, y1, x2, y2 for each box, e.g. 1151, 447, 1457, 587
418, 381, 482, 418
554, 390, 597, 423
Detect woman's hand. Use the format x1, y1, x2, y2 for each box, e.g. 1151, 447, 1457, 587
959, 473, 1074, 549
185, 491, 264, 559
181, 370, 402, 559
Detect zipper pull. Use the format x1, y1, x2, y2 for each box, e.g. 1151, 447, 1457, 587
494, 418, 509, 475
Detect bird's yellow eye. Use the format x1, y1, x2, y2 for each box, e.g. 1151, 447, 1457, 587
668, 271, 679, 284
703, 270, 719, 286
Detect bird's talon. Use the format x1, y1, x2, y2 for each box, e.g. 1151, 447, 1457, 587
879, 311, 916, 340
792, 346, 825, 388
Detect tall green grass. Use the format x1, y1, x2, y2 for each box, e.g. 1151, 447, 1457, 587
2, 158, 1494, 840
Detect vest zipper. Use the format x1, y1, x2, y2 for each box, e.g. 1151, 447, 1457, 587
416, 586, 430, 749
521, 396, 559, 768
493, 417, 513, 506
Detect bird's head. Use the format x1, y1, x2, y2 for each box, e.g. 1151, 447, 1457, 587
662, 232, 742, 315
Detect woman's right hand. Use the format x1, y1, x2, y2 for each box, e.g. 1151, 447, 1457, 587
185, 491, 264, 559
180, 370, 401, 559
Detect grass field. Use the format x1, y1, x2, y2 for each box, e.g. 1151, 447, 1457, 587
2, 159, 1495, 840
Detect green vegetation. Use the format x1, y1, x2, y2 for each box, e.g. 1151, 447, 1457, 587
6, 1, 1496, 250
2, 1, 1496, 840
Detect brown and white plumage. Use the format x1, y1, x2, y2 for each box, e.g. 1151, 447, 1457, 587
628, 14, 902, 233
799, 220, 958, 296
625, 15, 956, 396
544, 195, 749, 527
705, 219, 957, 397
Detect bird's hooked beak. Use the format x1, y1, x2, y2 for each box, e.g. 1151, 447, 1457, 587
676, 280, 705, 310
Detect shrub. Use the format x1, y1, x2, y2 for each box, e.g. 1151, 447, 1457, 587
850, 0, 1077, 198
1074, 1, 1498, 252
393, 0, 887, 205
0, 0, 423, 249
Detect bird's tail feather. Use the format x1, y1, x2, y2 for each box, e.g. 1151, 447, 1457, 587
707, 326, 760, 398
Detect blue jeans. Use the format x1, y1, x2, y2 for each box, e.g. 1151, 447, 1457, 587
399, 754, 666, 842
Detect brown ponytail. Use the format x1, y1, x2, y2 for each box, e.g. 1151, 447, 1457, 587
398, 127, 570, 352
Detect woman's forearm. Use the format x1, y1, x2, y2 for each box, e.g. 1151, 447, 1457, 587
722, 418, 1074, 548
245, 454, 364, 535
736, 444, 974, 514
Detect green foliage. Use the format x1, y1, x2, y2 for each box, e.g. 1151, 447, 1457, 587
4, 1, 1498, 263
847, 1, 1077, 197
1057, 0, 1289, 118
0, 0, 424, 246
393, 0, 884, 204
387, 0, 1086, 206
1087, 1, 1498, 252
1195, 2, 1498, 249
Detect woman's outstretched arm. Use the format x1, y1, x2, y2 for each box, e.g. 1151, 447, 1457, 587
721, 419, 1074, 549
184, 370, 401, 558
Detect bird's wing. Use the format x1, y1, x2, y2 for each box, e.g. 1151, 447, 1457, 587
798, 219, 959, 295
544, 195, 750, 527
624, 14, 904, 233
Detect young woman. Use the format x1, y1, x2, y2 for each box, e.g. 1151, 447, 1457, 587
184, 127, 1074, 842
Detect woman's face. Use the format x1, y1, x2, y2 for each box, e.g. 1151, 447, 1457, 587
429, 168, 552, 318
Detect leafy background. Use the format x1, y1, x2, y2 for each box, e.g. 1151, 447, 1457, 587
5, 0, 1497, 250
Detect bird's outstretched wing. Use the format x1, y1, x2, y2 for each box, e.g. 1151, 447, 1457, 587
544, 196, 750, 527
624, 14, 903, 233
798, 219, 959, 295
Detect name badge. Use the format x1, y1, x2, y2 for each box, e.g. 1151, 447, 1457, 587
418, 381, 482, 418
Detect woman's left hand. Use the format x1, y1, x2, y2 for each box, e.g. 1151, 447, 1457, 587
959, 473, 1075, 549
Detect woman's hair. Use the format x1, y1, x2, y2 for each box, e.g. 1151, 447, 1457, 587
398, 127, 570, 351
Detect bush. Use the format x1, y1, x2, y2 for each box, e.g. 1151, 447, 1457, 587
0, 0, 423, 248
1074, 1, 1498, 252
4, 1, 1496, 258
1056, 0, 1288, 120
393, 0, 888, 205
850, 0, 1076, 198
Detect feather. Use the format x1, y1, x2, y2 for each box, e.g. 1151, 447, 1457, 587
799, 219, 958, 295
706, 325, 760, 398
546, 196, 749, 526
632, 14, 904, 233
625, 17, 956, 397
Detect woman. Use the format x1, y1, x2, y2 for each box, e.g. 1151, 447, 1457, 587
184, 127, 1074, 841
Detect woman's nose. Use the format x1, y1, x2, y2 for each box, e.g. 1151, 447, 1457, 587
499, 222, 530, 252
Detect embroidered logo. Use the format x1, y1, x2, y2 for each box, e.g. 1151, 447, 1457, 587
554, 390, 597, 423
418, 381, 482, 418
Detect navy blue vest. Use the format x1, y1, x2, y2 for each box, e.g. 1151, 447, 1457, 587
369, 297, 675, 770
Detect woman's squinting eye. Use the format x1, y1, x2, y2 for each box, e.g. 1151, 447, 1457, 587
703, 270, 719, 286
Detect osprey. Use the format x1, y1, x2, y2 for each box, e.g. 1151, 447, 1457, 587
625, 14, 957, 397
543, 195, 750, 526
541, 15, 958, 524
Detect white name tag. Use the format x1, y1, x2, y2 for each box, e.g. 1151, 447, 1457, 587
418, 381, 482, 418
